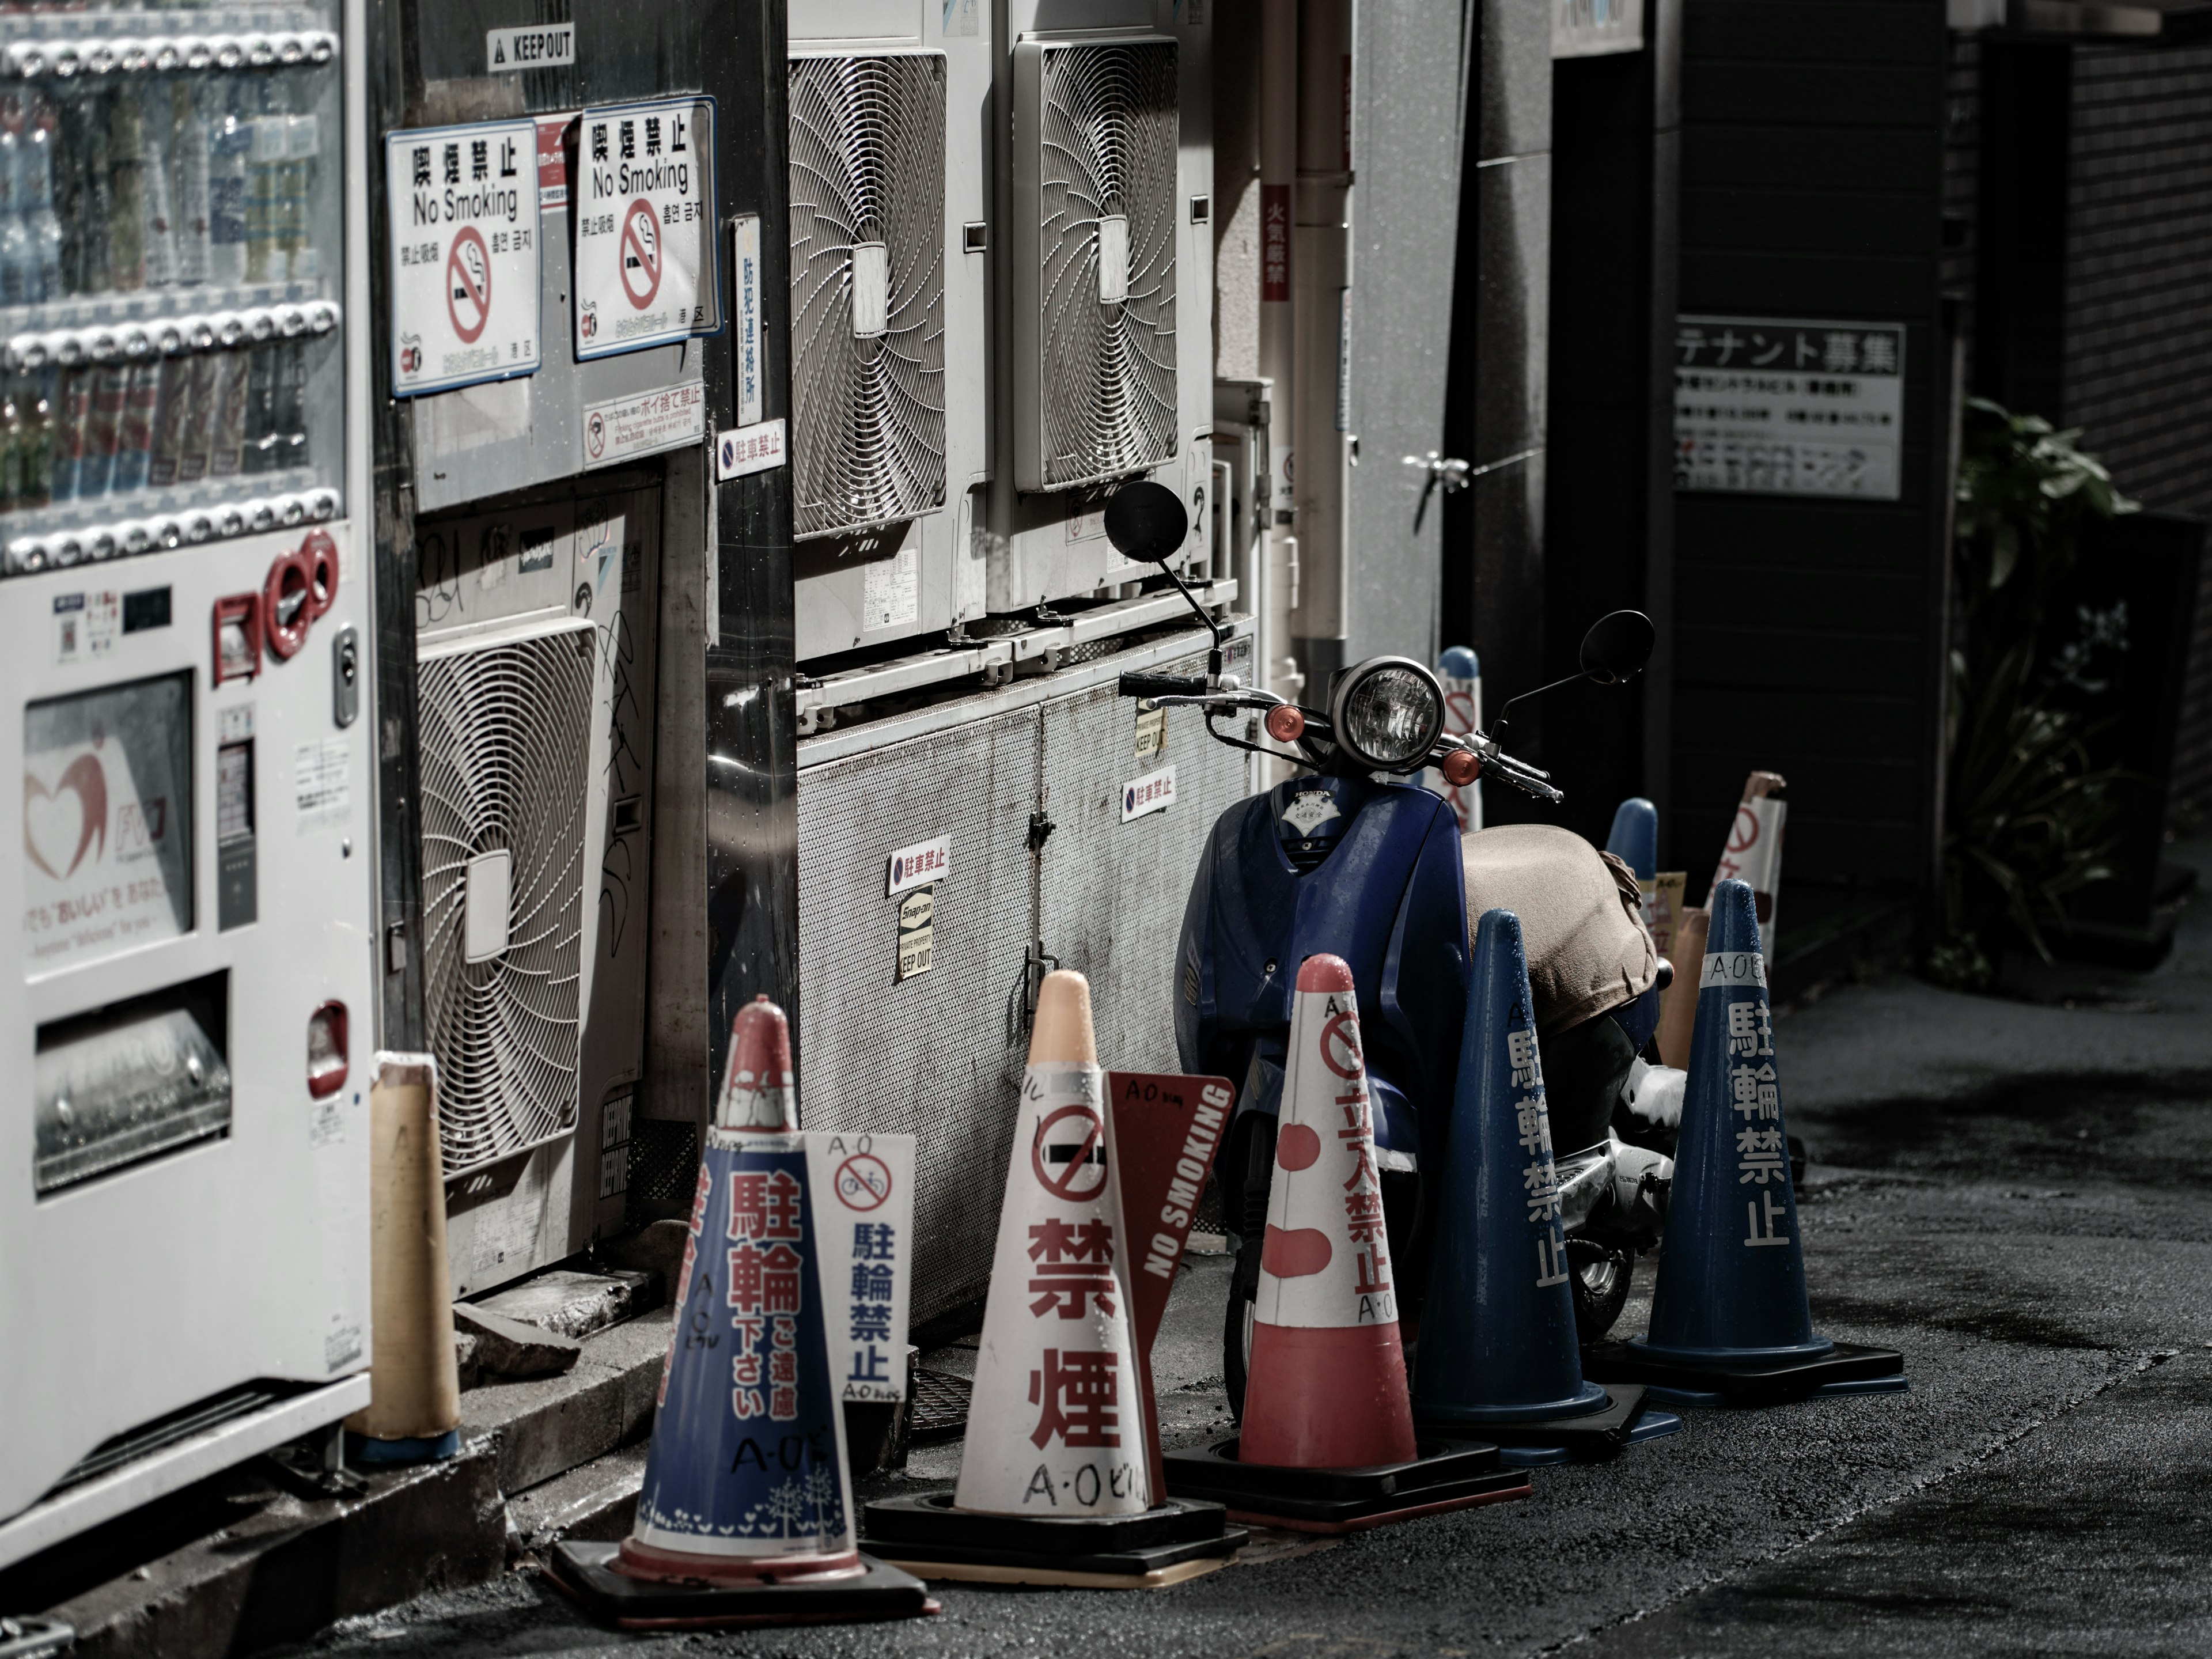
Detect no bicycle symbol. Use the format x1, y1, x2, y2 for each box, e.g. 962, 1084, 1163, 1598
1031, 1104, 1108, 1201
447, 227, 491, 344
620, 200, 661, 308
835, 1153, 894, 1213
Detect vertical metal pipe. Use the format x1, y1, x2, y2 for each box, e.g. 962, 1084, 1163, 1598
1291, 0, 1352, 689
1258, 0, 1300, 696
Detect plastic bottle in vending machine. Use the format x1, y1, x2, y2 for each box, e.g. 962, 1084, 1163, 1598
205, 348, 249, 479
139, 85, 178, 290
78, 363, 126, 498
206, 81, 252, 287
0, 391, 24, 515
107, 92, 148, 293
20, 377, 52, 510
111, 358, 158, 494
149, 356, 195, 488
241, 344, 278, 474
50, 366, 90, 503
24, 101, 62, 302
275, 340, 307, 469
281, 104, 319, 282
60, 92, 112, 298
244, 85, 286, 285
166, 81, 210, 287
172, 354, 215, 484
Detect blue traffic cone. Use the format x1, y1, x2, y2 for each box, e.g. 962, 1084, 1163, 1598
546, 998, 933, 1628
1605, 797, 1658, 883
1584, 880, 1905, 1404
1411, 911, 1679, 1462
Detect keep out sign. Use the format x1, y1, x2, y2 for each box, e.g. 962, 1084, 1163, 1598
573, 98, 722, 361
385, 119, 543, 397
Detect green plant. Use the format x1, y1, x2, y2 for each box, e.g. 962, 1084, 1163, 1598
1930, 399, 2137, 990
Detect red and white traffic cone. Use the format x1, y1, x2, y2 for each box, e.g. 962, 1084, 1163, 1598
546, 997, 934, 1629
1164, 956, 1532, 1532
864, 971, 1244, 1588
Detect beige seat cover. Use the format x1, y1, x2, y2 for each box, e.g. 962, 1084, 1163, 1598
1461, 823, 1657, 1035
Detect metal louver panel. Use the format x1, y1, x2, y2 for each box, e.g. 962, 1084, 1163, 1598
789, 53, 949, 541
418, 627, 594, 1177
1016, 39, 1179, 494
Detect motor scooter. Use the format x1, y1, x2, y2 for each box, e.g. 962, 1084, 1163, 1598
1099, 482, 1677, 1413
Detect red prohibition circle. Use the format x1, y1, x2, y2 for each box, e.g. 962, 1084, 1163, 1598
1320, 1010, 1363, 1079
619, 200, 662, 309
446, 227, 492, 345
835, 1153, 893, 1213
1030, 1103, 1107, 1201
1726, 804, 1763, 854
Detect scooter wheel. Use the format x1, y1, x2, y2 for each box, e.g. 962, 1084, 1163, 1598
1569, 1238, 1634, 1344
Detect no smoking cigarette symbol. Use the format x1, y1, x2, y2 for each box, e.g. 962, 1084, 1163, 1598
1320, 1010, 1363, 1079
620, 199, 661, 308
446, 226, 491, 344
1031, 1104, 1107, 1200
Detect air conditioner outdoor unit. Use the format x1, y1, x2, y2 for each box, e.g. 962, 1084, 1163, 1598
984, 2, 1215, 616
791, 0, 993, 662
414, 485, 661, 1296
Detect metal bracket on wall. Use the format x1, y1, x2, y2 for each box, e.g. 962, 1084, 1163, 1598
1010, 939, 1062, 1039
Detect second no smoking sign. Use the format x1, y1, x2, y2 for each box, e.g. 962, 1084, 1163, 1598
573, 97, 721, 361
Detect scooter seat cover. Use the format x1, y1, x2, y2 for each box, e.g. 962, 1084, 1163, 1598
1462, 825, 1656, 1036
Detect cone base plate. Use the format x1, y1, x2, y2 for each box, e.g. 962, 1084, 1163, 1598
546, 1543, 937, 1631
1582, 1339, 1906, 1404
1162, 1437, 1531, 1533
863, 1493, 1231, 1556
1494, 1405, 1684, 1466
862, 1497, 1244, 1589
1418, 1384, 1666, 1456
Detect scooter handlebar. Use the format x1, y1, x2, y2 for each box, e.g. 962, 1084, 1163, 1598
1119, 672, 1208, 700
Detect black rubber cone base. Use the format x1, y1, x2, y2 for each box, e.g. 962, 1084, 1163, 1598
1161, 1437, 1531, 1535
1582, 1339, 1907, 1405
546, 1542, 937, 1630
1418, 1384, 1673, 1460
862, 1493, 1244, 1589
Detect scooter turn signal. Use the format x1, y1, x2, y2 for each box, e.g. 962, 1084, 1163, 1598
1440, 748, 1482, 787
1265, 704, 1306, 743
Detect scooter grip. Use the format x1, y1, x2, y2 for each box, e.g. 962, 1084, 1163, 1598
1119, 672, 1206, 699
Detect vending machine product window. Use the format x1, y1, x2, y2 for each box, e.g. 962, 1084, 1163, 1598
0, 16, 349, 577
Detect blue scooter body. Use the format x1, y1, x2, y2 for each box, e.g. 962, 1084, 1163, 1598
1173, 771, 1472, 1168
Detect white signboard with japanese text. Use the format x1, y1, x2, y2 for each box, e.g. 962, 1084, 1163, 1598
385, 120, 543, 398
803, 1132, 916, 1404
581, 382, 708, 469
1675, 316, 1904, 501
1553, 0, 1643, 57
573, 99, 721, 361
732, 214, 765, 426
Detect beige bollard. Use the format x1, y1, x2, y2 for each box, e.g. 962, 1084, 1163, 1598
1656, 907, 1710, 1073
344, 1052, 461, 1456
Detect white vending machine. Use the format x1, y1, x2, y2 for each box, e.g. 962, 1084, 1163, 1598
0, 3, 375, 1569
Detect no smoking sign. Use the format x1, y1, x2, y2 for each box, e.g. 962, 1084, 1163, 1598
574, 97, 721, 361
385, 118, 541, 397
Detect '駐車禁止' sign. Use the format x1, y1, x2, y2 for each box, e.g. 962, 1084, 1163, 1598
1674, 316, 1903, 501
573, 99, 721, 361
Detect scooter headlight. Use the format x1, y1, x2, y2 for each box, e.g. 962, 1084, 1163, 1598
1330, 656, 1446, 773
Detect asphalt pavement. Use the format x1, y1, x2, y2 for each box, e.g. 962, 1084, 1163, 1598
289, 829, 2212, 1658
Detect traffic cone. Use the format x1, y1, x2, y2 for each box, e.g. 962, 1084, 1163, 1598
865, 971, 1244, 1588
1163, 956, 1531, 1532
1584, 882, 1906, 1404
344, 1054, 461, 1465
1604, 797, 1658, 881
1411, 912, 1681, 1462
547, 997, 935, 1628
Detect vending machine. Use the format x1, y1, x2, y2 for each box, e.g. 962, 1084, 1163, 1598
0, 2, 374, 1568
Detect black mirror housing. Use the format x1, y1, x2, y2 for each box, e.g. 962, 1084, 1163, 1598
1103, 479, 1190, 565
1580, 609, 1656, 684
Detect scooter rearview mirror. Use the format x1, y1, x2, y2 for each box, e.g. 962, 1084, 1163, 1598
1579, 609, 1656, 685
1103, 479, 1191, 565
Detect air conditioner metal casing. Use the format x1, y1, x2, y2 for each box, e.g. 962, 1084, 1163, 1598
791, 0, 994, 662
414, 483, 661, 1296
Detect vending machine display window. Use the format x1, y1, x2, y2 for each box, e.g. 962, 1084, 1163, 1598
0, 12, 349, 576
23, 668, 193, 976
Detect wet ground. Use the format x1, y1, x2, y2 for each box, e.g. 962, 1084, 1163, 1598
290, 831, 2212, 1658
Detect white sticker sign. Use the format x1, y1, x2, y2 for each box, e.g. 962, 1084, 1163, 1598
732, 214, 764, 426
487, 24, 575, 72
1699, 950, 1769, 991
574, 99, 720, 361
887, 834, 949, 896
581, 381, 707, 469
385, 121, 542, 397
1675, 315, 1904, 501
715, 418, 786, 480
1122, 764, 1177, 821
804, 1132, 916, 1404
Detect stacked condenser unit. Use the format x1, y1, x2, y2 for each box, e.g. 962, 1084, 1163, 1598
788, 0, 1242, 1328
